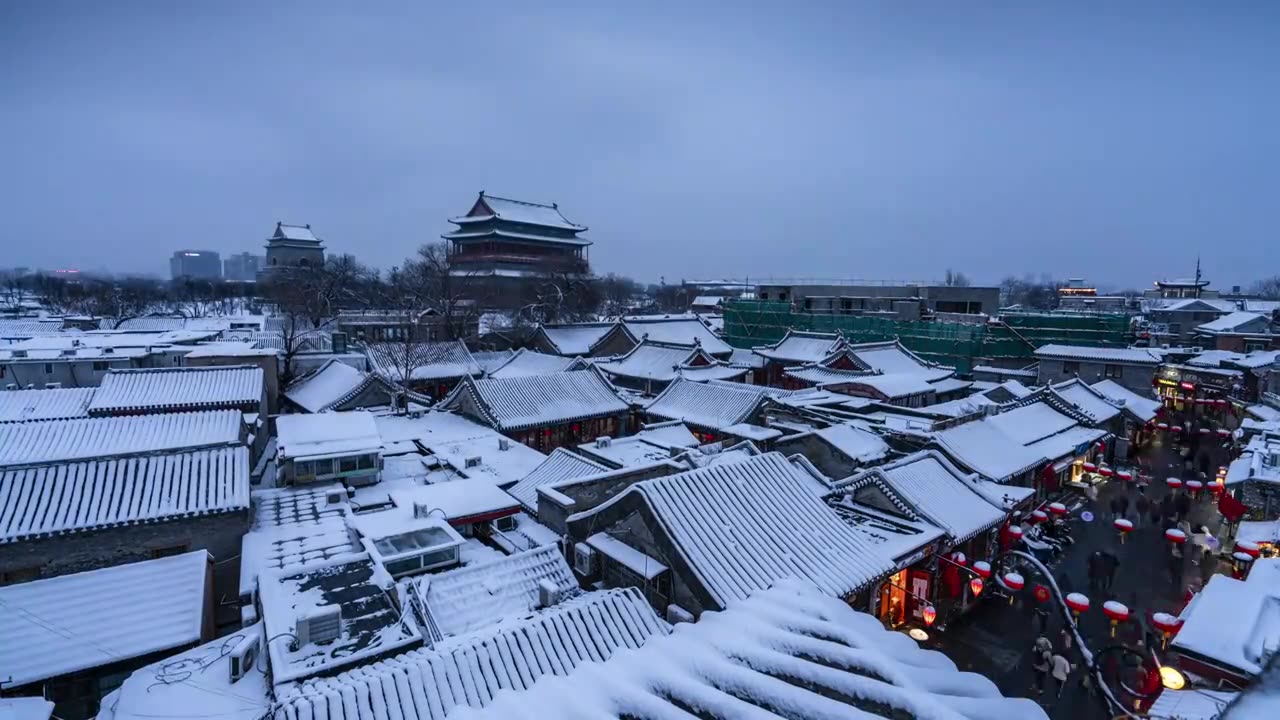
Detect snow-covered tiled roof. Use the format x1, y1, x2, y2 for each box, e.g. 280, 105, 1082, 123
0, 446, 250, 543
88, 365, 264, 415
727, 347, 765, 369
1197, 311, 1271, 334
752, 329, 843, 364
0, 410, 242, 467
846, 451, 1006, 543
853, 340, 953, 378
448, 579, 1049, 720
932, 420, 1047, 483
578, 453, 892, 608
597, 340, 727, 384
468, 349, 515, 373
1090, 379, 1161, 421
276, 411, 381, 461
444, 368, 629, 432
272, 222, 320, 242
452, 193, 587, 231
985, 401, 1080, 444
622, 316, 732, 355
784, 364, 872, 386
1151, 297, 1237, 313
1034, 344, 1160, 364
1233, 350, 1280, 370
0, 550, 210, 687
841, 372, 939, 399
374, 412, 548, 486
366, 340, 481, 382
644, 377, 770, 431
272, 587, 667, 718
1172, 558, 1280, 678
675, 363, 749, 383
507, 447, 609, 512
535, 322, 625, 356
417, 545, 578, 638
0, 387, 96, 423
283, 359, 367, 412
1050, 380, 1122, 425
813, 423, 891, 465
239, 484, 359, 595
972, 364, 1038, 378
485, 347, 585, 379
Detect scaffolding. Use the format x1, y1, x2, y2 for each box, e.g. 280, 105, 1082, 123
723, 301, 1132, 373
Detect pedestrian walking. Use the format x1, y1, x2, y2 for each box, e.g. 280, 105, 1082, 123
1135, 489, 1150, 529
1058, 628, 1073, 653
1176, 492, 1192, 522
1050, 651, 1073, 698
1084, 482, 1099, 509
1030, 637, 1053, 695
1087, 551, 1104, 593
1169, 544, 1184, 589
1102, 550, 1120, 591
1118, 494, 1131, 521
1109, 496, 1122, 522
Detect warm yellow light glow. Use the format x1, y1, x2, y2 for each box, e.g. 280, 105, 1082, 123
1160, 666, 1186, 690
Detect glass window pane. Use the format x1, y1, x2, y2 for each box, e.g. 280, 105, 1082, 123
340, 456, 358, 473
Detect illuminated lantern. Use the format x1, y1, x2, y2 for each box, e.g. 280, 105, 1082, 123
1099, 465, 1114, 477
1186, 480, 1203, 498
951, 552, 967, 565
1002, 572, 1024, 604
1152, 612, 1183, 648
969, 576, 984, 597
1166, 477, 1183, 490
1217, 428, 1231, 438
1156, 422, 1169, 430
922, 604, 937, 627
1065, 592, 1090, 618
1114, 517, 1134, 543
1048, 502, 1068, 517
1233, 551, 1254, 579
1236, 540, 1260, 559
1033, 584, 1051, 604
1165, 528, 1187, 545
972, 560, 992, 579
1082, 462, 1097, 472
1117, 470, 1133, 481
1007, 525, 1023, 542
1171, 425, 1183, 434
1030, 509, 1048, 524
1210, 479, 1225, 496
1102, 600, 1130, 637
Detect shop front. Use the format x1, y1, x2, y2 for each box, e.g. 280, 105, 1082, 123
1155, 365, 1242, 426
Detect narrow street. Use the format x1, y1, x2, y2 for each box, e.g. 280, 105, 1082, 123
925, 425, 1234, 719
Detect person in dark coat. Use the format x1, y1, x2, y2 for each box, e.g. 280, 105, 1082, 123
1175, 492, 1192, 522
1087, 551, 1104, 593
1135, 488, 1151, 530
1101, 550, 1120, 591
1118, 494, 1131, 521
1162, 494, 1177, 523
1109, 496, 1122, 522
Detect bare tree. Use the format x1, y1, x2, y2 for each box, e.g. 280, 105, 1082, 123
944, 269, 972, 287
73, 275, 167, 329
598, 273, 641, 318
395, 242, 484, 340
263, 256, 375, 384
1249, 275, 1280, 299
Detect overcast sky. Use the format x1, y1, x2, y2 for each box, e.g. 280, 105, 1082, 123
2, 1, 1276, 288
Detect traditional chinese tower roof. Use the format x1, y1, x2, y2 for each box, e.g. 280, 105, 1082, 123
443, 192, 591, 248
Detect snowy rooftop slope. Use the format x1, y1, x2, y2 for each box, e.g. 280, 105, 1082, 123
1172, 558, 1280, 678
852, 340, 953, 380
276, 411, 381, 461
1033, 344, 1160, 364
260, 554, 421, 685
1090, 379, 1161, 422
0, 697, 55, 720
366, 340, 482, 381
622, 316, 731, 355
468, 349, 515, 373
845, 451, 1005, 543
485, 347, 584, 379
0, 446, 250, 543
239, 484, 359, 595
448, 579, 1048, 720
784, 364, 872, 386
455, 193, 587, 231
0, 387, 96, 423
752, 329, 843, 364
283, 360, 367, 412
1197, 311, 1269, 333
827, 495, 947, 563
88, 365, 264, 414
598, 341, 701, 382
507, 447, 609, 512
635, 420, 700, 448
844, 372, 939, 398
536, 322, 622, 355
447, 369, 629, 431
932, 420, 1047, 483
273, 222, 319, 242
417, 544, 578, 637
644, 377, 769, 431
579, 453, 892, 608
1146, 688, 1237, 720
1050, 380, 1121, 424
0, 551, 209, 687
0, 410, 242, 467
374, 412, 547, 486
273, 587, 668, 719
814, 423, 891, 464
985, 402, 1079, 444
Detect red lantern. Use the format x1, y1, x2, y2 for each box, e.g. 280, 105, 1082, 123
1065, 592, 1090, 617
1166, 528, 1187, 545
1210, 479, 1225, 496
1186, 479, 1203, 498
922, 604, 937, 627
1236, 540, 1260, 558
1117, 470, 1133, 482
1172, 425, 1183, 434
972, 560, 992, 578
1199, 427, 1211, 435
1008, 525, 1024, 540
1002, 572, 1024, 604
1082, 462, 1097, 472
1166, 477, 1183, 490
1030, 510, 1048, 524
1156, 422, 1169, 430
1096, 441, 1106, 454
1233, 552, 1255, 579
1152, 612, 1183, 648
1099, 465, 1115, 477
969, 576, 984, 597
1217, 428, 1231, 438
1114, 517, 1134, 543
1033, 584, 1051, 604
1048, 502, 1068, 517
1103, 600, 1130, 637
951, 552, 967, 565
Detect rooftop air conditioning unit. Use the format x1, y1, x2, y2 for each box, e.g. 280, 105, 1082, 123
60, 349, 76, 357
537, 579, 560, 608
44, 383, 62, 390
229, 634, 259, 683
1192, 346, 1203, 353
595, 436, 612, 448
573, 543, 597, 576
102, 347, 113, 354
325, 489, 345, 505
666, 604, 695, 624
72, 338, 82, 347
294, 606, 342, 648
408, 408, 424, 419
492, 515, 517, 533
1161, 344, 1170, 350
498, 438, 510, 451
464, 456, 482, 468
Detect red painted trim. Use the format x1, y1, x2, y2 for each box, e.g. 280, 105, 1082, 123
449, 507, 520, 526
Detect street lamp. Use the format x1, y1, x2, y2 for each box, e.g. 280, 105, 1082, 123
1159, 665, 1187, 690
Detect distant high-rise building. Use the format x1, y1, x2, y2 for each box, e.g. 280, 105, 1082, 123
170, 250, 222, 280
259, 222, 325, 282
223, 252, 263, 282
